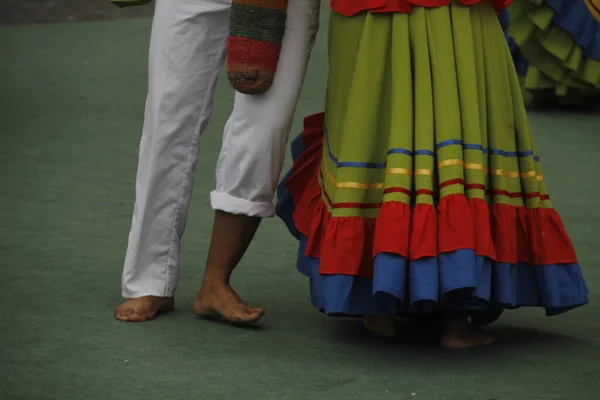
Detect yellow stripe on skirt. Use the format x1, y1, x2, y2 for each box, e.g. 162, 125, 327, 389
323, 1, 548, 219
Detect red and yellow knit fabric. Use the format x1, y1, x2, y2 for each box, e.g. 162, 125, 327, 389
228, 0, 289, 95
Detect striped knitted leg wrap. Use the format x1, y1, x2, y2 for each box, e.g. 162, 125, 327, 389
227, 0, 289, 95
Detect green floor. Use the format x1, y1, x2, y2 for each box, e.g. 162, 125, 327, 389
1, 13, 599, 400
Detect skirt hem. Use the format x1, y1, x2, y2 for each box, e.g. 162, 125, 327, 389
275, 114, 589, 322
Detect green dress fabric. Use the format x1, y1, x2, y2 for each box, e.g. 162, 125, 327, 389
275, 1, 587, 321
324, 3, 548, 217
508, 0, 600, 99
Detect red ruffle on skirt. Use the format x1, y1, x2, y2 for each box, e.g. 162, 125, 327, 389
286, 113, 579, 279
330, 0, 512, 16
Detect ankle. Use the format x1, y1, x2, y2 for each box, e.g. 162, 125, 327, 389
200, 276, 230, 291
442, 309, 469, 333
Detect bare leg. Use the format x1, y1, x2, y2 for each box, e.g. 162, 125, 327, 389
440, 309, 497, 349
193, 211, 266, 324
363, 315, 396, 338
193, 1, 321, 324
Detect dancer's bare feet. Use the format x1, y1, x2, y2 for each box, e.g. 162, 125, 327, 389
115, 296, 174, 322
363, 315, 396, 338
441, 327, 497, 349
440, 310, 497, 349
194, 282, 265, 324
194, 210, 265, 324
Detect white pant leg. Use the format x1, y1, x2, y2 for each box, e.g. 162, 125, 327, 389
122, 0, 231, 298
210, 0, 322, 217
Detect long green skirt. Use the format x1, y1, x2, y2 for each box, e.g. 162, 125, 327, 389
508, 0, 600, 99
276, 2, 588, 323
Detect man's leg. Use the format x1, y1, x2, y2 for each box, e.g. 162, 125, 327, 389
116, 0, 231, 322
193, 0, 322, 322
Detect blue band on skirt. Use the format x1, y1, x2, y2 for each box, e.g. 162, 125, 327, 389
276, 132, 589, 325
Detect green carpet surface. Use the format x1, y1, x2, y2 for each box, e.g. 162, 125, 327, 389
1, 13, 599, 400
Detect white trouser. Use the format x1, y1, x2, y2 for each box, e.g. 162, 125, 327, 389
122, 0, 321, 298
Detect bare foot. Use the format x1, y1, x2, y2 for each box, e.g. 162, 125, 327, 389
115, 296, 174, 322
441, 326, 497, 350
363, 315, 396, 338
194, 283, 265, 324
440, 309, 496, 349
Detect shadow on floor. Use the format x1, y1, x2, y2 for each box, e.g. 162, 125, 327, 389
326, 317, 587, 355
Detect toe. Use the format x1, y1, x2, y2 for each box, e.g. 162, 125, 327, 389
483, 334, 497, 345
115, 308, 134, 320
195, 284, 264, 324
115, 307, 154, 322
248, 307, 266, 316
232, 308, 263, 323
126, 313, 150, 322
116, 312, 141, 322
242, 313, 263, 323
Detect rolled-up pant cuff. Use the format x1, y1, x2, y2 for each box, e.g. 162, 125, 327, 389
210, 190, 275, 218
